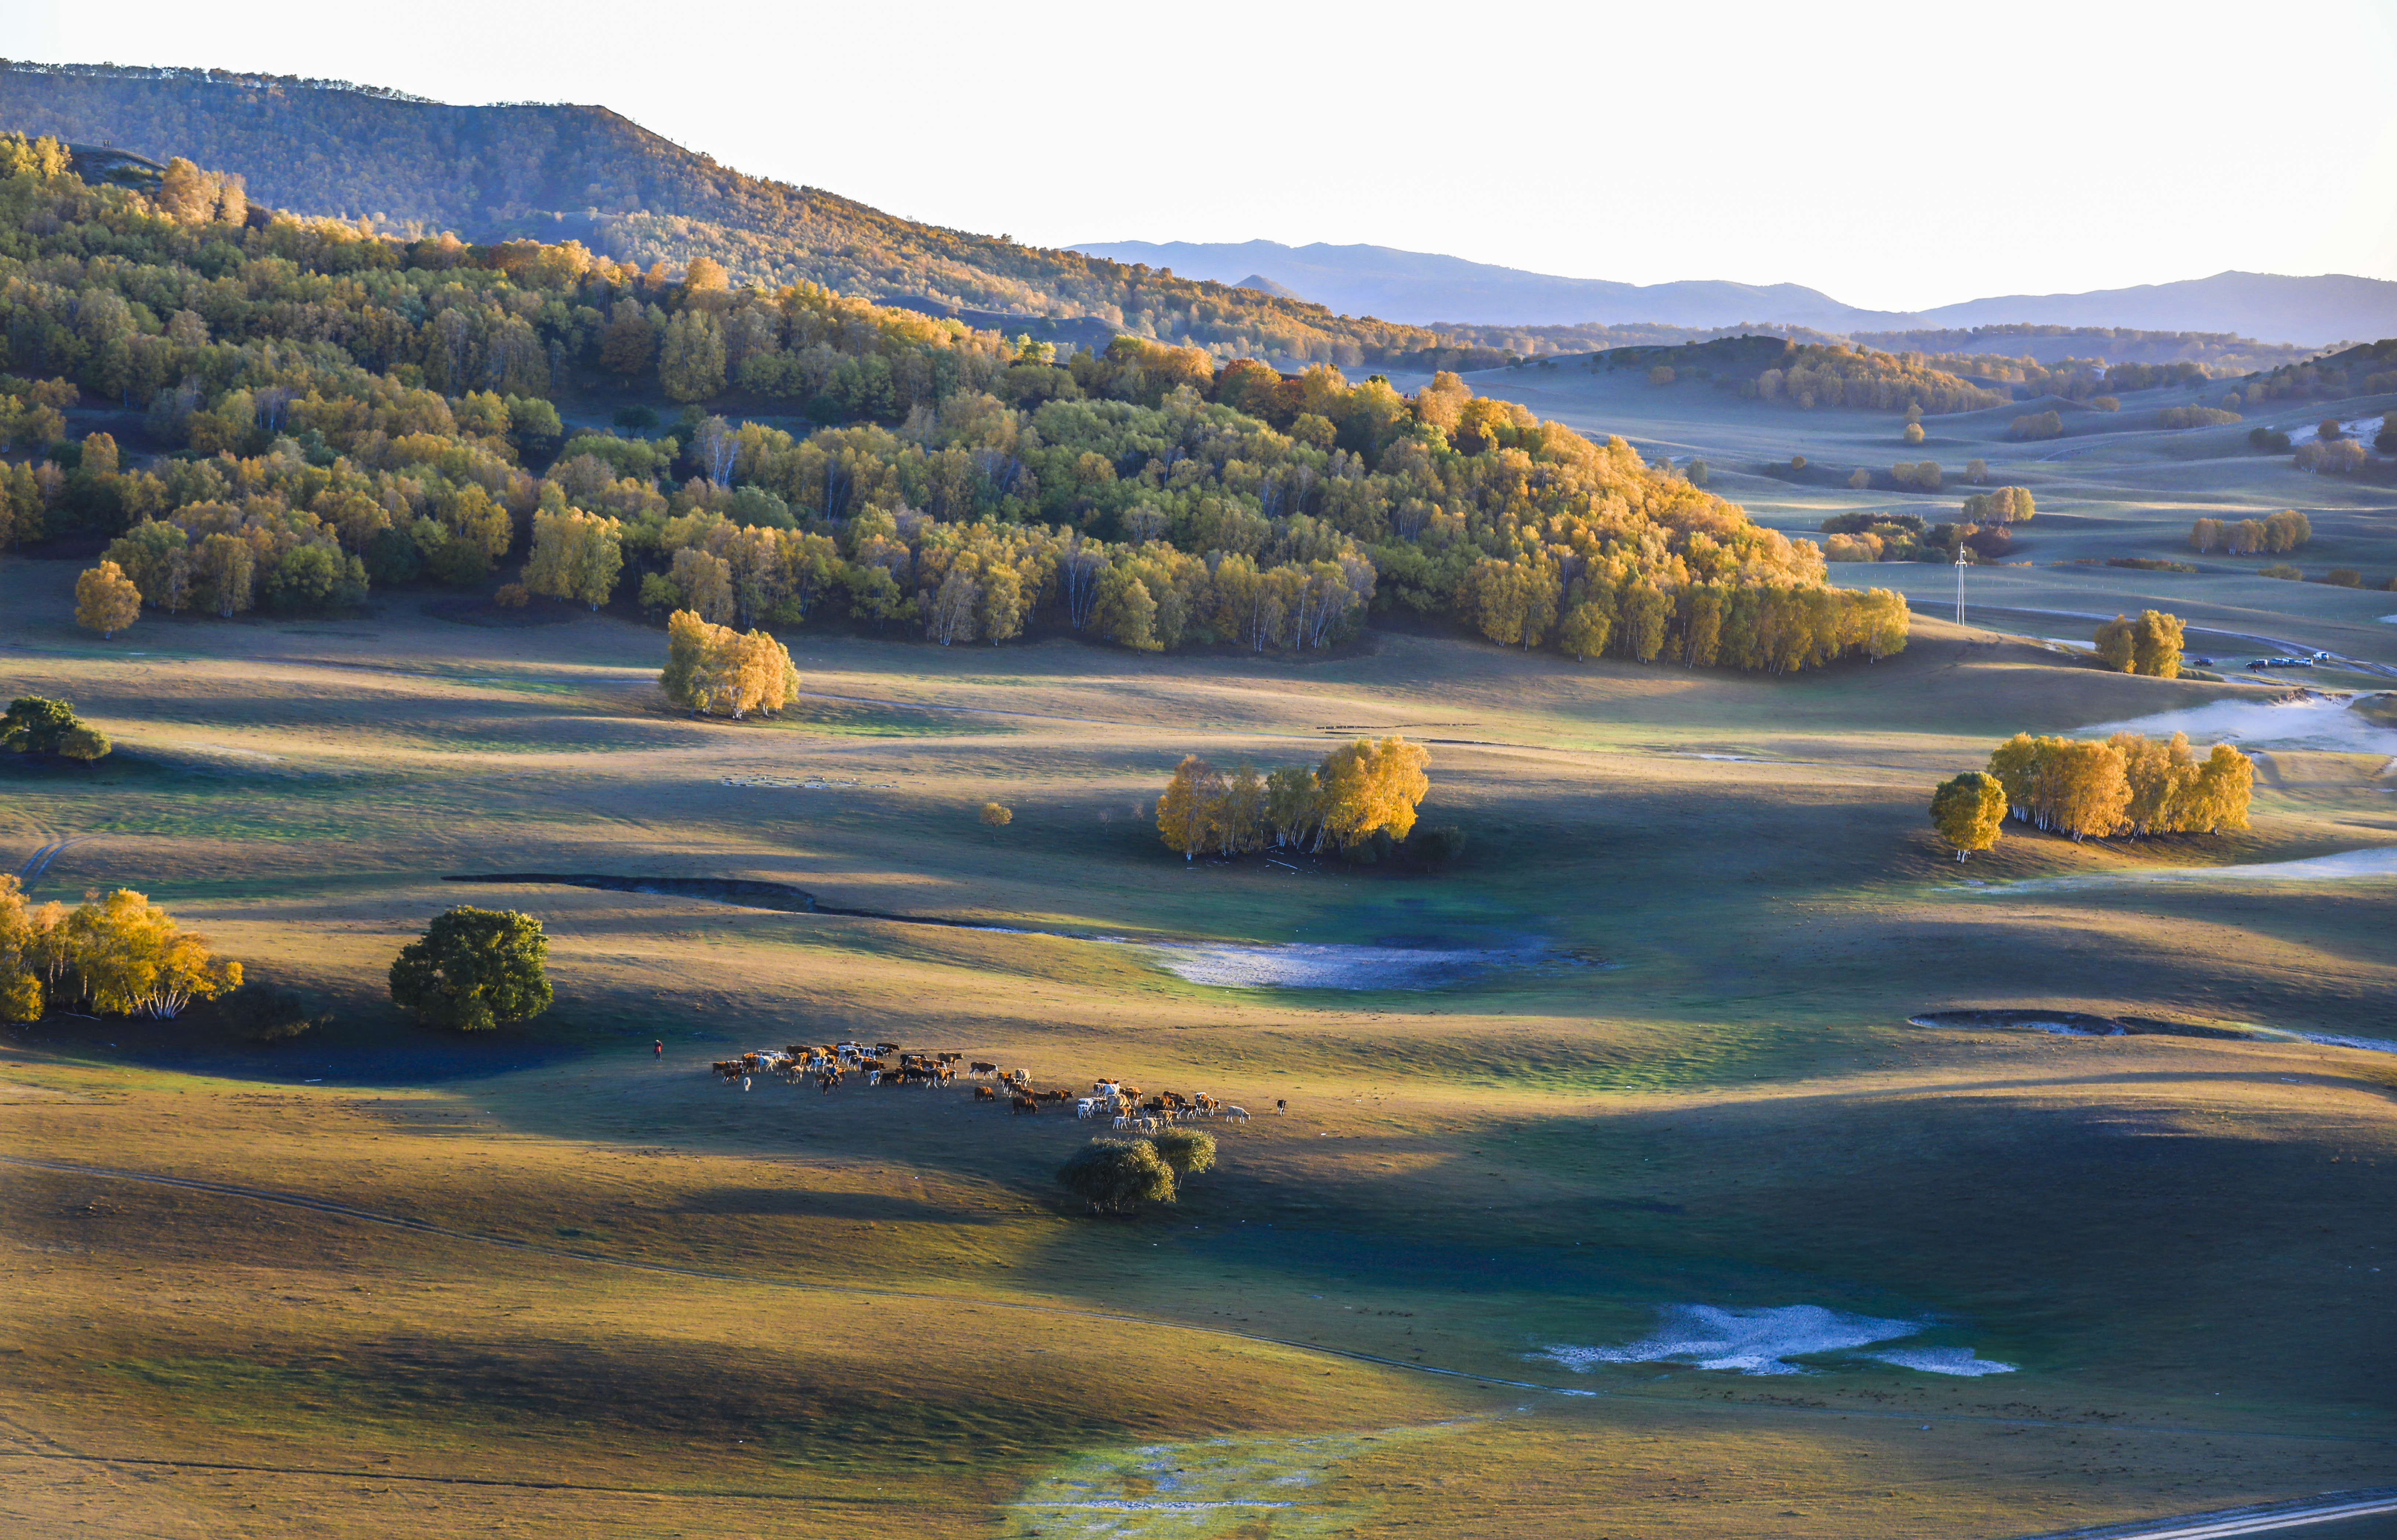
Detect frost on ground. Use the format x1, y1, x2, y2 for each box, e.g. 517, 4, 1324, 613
1537, 1304, 2016, 1378
2076, 697, 2397, 756
1134, 940, 1537, 989
1002, 1424, 1457, 1539
1984, 847, 2397, 893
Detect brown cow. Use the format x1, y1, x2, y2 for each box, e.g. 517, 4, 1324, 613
973, 1085, 996, 1102
969, 1061, 998, 1077
1010, 1094, 1039, 1115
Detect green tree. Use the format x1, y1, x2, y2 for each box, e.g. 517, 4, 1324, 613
1057, 1139, 1177, 1215
388, 907, 553, 1033
58, 724, 110, 769
658, 311, 727, 402
2094, 614, 2137, 672
1929, 771, 2005, 861
2, 696, 84, 756
1147, 1127, 1217, 1178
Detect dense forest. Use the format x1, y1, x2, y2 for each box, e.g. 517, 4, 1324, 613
1846, 325, 2311, 374
0, 63, 1464, 367
0, 135, 1906, 672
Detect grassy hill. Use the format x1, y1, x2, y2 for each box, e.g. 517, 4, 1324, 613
0, 62, 1454, 366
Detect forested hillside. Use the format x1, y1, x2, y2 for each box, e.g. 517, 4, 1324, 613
0, 62, 1457, 367
0, 135, 1905, 672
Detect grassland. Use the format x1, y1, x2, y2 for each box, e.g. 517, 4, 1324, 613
6, 375, 2397, 1537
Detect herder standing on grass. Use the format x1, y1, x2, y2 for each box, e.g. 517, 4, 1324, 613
654, 1039, 663, 1060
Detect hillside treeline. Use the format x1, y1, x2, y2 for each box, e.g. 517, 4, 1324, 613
0, 139, 1904, 672
0, 64, 1458, 367
1602, 337, 2004, 414
1850, 325, 2309, 374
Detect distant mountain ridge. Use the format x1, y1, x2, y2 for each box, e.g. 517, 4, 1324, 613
1075, 239, 2396, 346
1075, 239, 1894, 331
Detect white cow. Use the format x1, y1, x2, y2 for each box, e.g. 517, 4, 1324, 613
1223, 1106, 1250, 1121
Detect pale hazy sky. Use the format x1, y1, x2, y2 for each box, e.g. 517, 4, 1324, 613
13, 0, 2397, 310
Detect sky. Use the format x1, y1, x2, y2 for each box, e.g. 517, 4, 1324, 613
11, 0, 2397, 311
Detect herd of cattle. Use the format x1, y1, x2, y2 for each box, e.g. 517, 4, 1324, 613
710, 1042, 1251, 1130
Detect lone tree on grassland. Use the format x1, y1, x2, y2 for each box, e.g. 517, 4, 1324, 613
978, 801, 1013, 827
75, 561, 142, 638
660, 609, 799, 719
1057, 1138, 1178, 1215
389, 906, 552, 1032
1929, 771, 2007, 861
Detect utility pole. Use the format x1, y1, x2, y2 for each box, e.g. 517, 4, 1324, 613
1954, 549, 1969, 627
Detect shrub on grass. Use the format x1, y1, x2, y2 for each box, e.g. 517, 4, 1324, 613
1058, 1139, 1177, 1215
3, 696, 92, 758
224, 980, 332, 1042
2320, 570, 2362, 588
1148, 1127, 1217, 1178
2259, 564, 2302, 581
389, 906, 552, 1033
978, 801, 1013, 827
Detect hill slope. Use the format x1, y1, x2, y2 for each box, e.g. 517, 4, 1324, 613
1073, 238, 1895, 330
0, 62, 1448, 364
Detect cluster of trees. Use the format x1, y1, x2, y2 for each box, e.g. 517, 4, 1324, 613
3, 695, 111, 767
0, 876, 240, 1022
659, 609, 800, 718
1057, 1127, 1214, 1216
388, 906, 551, 1032
2011, 411, 2066, 440
1985, 732, 2252, 842
1740, 344, 2005, 414
2294, 435, 2373, 475
2093, 610, 2184, 677
2188, 511, 2309, 555
1155, 738, 1432, 861
2238, 343, 2397, 405
1887, 461, 1945, 492
1819, 511, 2004, 564
3, 141, 1905, 675
1960, 486, 2035, 524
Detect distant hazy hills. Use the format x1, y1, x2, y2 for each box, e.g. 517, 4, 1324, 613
1079, 239, 2397, 346
1083, 240, 1891, 331
7, 62, 2385, 353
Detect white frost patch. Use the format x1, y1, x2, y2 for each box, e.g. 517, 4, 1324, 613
2077, 697, 2397, 755
1538, 1304, 2014, 1377
1132, 940, 1530, 989
1866, 1346, 2021, 1377
1989, 847, 2397, 892
2238, 1026, 2397, 1056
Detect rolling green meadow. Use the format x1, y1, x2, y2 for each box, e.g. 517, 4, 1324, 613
6, 359, 2397, 1539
